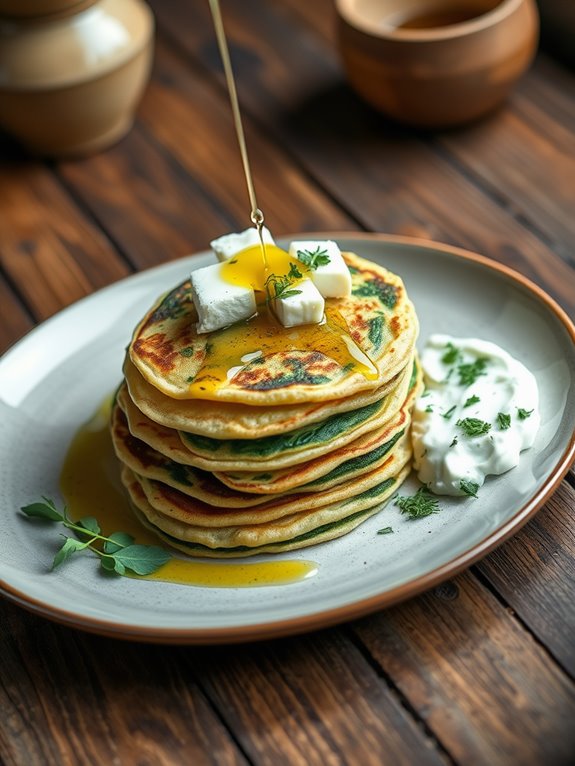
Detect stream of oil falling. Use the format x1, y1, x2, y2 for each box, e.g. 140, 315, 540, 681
209, 0, 270, 274
59, 399, 318, 587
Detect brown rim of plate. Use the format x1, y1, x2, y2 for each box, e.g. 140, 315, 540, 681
1, 232, 574, 644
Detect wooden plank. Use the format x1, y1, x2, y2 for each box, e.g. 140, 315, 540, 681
190, 632, 446, 766
149, 0, 575, 313
477, 482, 575, 677
0, 601, 248, 766
435, 61, 575, 266
139, 41, 355, 238
0, 161, 129, 321
57, 125, 238, 271
56, 45, 356, 274
352, 571, 575, 765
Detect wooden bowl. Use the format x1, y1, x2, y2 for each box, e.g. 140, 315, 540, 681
335, 0, 539, 128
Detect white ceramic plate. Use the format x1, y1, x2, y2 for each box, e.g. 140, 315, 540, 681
1, 234, 574, 643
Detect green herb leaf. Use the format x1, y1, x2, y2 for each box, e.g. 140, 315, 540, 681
449, 436, 458, 448
457, 358, 488, 386
497, 412, 511, 430
103, 531, 134, 554
442, 342, 461, 365
377, 527, 394, 535
288, 263, 303, 280
76, 516, 101, 536
517, 407, 534, 420
100, 556, 118, 572
394, 487, 441, 520
464, 395, 480, 408
459, 479, 480, 498
113, 559, 127, 576
296, 246, 330, 271
457, 417, 491, 437
425, 404, 434, 413
52, 537, 89, 570
112, 545, 171, 576
441, 405, 457, 419
21, 499, 65, 522
265, 266, 303, 301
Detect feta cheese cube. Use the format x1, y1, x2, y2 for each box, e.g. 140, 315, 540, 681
271, 278, 325, 328
190, 262, 256, 334
210, 227, 275, 262
289, 240, 352, 298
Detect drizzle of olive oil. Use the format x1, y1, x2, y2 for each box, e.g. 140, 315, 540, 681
209, 0, 269, 273
59, 399, 318, 587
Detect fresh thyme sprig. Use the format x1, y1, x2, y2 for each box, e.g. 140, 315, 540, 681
296, 246, 330, 271
265, 263, 303, 301
20, 497, 171, 576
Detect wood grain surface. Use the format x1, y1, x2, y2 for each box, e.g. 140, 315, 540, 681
0, 2, 574, 765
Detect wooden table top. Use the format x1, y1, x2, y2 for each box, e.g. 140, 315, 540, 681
1, 1, 574, 764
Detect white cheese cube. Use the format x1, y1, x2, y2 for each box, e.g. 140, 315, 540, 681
190, 262, 256, 334
271, 278, 325, 328
210, 227, 275, 262
289, 240, 352, 298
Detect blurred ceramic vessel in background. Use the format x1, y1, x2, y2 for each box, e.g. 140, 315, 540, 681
0, 0, 154, 156
0, 0, 95, 18
335, 0, 539, 128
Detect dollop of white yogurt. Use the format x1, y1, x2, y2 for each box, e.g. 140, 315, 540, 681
412, 334, 539, 496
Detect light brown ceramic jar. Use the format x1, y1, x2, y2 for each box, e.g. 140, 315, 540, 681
0, 0, 154, 156
336, 0, 539, 128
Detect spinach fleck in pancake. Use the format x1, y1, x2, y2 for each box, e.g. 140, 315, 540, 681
112, 398, 411, 516
215, 366, 422, 494
116, 360, 413, 473
129, 252, 418, 405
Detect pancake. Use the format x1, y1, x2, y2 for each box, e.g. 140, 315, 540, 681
215, 364, 422, 494
123, 355, 402, 439
117, 358, 414, 473
126, 435, 411, 529
177, 357, 414, 468
122, 464, 409, 556
111, 399, 410, 506
129, 252, 418, 405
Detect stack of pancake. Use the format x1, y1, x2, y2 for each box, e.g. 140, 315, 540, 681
111, 251, 421, 557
